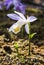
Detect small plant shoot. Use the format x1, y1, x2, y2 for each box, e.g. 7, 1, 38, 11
1, 0, 44, 65
7, 11, 37, 55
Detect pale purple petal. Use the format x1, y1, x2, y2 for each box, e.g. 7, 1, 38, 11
13, 2, 26, 14
13, 0, 20, 6
7, 14, 21, 20
4, 0, 12, 9
25, 24, 29, 34
27, 16, 37, 22
19, 3, 26, 14
0, 1, 3, 10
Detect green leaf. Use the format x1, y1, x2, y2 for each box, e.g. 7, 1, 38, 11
30, 33, 36, 39
14, 43, 19, 49
20, 56, 25, 63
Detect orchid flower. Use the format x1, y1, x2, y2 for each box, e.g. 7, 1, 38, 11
4, 0, 26, 14
13, 2, 26, 14
7, 11, 37, 34
4, 0, 13, 9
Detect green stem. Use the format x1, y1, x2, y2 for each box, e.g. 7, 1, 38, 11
21, 26, 24, 38
28, 22, 31, 55
29, 34, 30, 55
16, 48, 20, 58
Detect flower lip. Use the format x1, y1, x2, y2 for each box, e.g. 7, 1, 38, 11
13, 26, 20, 34
9, 22, 21, 34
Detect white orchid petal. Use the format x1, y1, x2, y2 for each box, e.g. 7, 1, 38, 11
25, 24, 29, 34
14, 11, 26, 20
27, 16, 37, 22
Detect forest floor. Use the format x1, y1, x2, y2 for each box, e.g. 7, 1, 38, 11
0, 6, 44, 65
0, 34, 44, 65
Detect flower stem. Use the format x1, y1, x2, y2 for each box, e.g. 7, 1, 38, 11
28, 22, 31, 55
21, 26, 24, 38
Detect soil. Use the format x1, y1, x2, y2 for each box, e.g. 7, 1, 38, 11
0, 34, 44, 65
